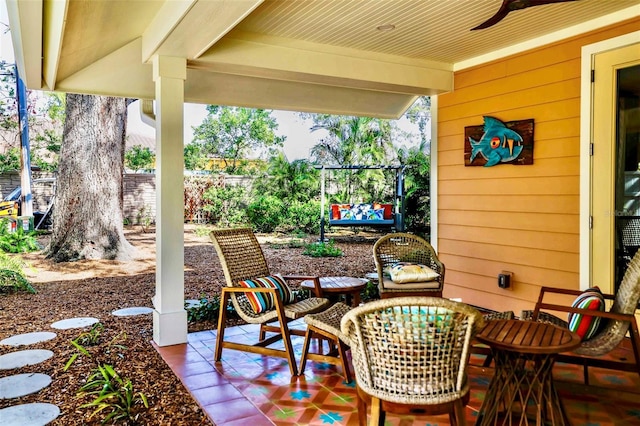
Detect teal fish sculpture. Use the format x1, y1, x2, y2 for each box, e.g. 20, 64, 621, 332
469, 116, 523, 166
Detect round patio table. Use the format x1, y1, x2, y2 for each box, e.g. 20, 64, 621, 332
300, 276, 367, 307
474, 319, 581, 426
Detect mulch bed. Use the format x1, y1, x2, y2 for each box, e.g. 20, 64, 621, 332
0, 226, 378, 425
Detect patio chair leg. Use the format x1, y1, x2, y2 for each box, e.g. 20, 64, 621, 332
299, 327, 314, 375
452, 399, 466, 426
628, 317, 640, 380
337, 339, 352, 383
274, 301, 298, 376
214, 290, 231, 362
369, 397, 382, 426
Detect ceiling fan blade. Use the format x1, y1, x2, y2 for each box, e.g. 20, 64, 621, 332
471, 0, 579, 31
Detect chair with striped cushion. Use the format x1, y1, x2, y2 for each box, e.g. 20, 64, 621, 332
522, 250, 640, 384
210, 228, 331, 376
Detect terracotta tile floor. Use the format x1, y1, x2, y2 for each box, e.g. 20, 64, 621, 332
154, 320, 640, 425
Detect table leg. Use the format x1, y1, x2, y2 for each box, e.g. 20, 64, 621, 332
476, 350, 571, 426
352, 292, 361, 307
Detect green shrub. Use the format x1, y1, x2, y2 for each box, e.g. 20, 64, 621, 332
0, 219, 41, 253
0, 251, 35, 294
283, 200, 321, 234
186, 295, 220, 323
246, 195, 285, 233
201, 185, 248, 226
303, 240, 343, 257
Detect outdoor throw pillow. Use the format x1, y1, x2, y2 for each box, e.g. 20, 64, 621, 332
349, 203, 372, 220
366, 208, 385, 220
237, 274, 295, 314
567, 287, 605, 340
387, 262, 440, 283
332, 204, 351, 220
339, 208, 353, 220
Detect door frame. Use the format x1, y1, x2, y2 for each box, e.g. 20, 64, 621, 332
580, 30, 640, 291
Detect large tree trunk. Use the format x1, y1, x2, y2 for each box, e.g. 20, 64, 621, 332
47, 94, 135, 262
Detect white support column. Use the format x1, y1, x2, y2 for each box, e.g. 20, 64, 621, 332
152, 55, 187, 347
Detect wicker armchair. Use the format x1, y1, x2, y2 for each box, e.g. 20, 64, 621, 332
209, 228, 330, 375
341, 297, 485, 426
373, 233, 445, 298
522, 249, 640, 384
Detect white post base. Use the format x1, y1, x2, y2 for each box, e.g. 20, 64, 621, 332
153, 309, 188, 347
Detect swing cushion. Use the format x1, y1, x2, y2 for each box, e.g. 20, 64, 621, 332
329, 203, 395, 226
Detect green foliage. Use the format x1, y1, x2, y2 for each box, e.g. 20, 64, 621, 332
254, 154, 319, 202
246, 195, 285, 233
397, 143, 431, 233
78, 364, 148, 423
64, 323, 128, 372
193, 226, 212, 237
0, 147, 20, 172
361, 278, 380, 302
186, 295, 220, 323
201, 185, 247, 226
191, 106, 285, 173
75, 322, 105, 347
303, 240, 343, 257
282, 200, 321, 234
0, 251, 35, 294
183, 143, 208, 171
403, 97, 431, 146
125, 145, 155, 172
0, 219, 41, 253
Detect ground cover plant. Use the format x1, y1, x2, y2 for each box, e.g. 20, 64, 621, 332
0, 225, 377, 424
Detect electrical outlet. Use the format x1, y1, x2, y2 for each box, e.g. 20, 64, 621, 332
498, 271, 513, 289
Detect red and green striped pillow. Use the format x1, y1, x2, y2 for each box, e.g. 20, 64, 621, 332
237, 275, 295, 314
567, 287, 605, 340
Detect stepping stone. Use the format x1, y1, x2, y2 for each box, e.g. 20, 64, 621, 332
51, 317, 99, 330
0, 402, 60, 425
112, 307, 153, 317
0, 373, 52, 399
0, 349, 54, 370
0, 331, 56, 347
185, 299, 202, 309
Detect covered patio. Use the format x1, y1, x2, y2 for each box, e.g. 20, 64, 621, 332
5, 0, 640, 424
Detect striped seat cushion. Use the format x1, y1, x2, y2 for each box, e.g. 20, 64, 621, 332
567, 287, 605, 340
237, 275, 295, 314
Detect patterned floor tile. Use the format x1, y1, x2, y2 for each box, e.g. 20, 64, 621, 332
156, 324, 640, 426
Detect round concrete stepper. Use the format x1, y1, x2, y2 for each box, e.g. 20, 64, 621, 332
112, 306, 153, 317
0, 373, 52, 399
0, 402, 60, 425
0, 331, 57, 347
50, 317, 99, 330
185, 299, 202, 309
0, 349, 54, 370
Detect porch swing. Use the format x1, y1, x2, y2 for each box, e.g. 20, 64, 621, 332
317, 165, 406, 241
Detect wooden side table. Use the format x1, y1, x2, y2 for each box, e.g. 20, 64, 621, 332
475, 319, 581, 426
300, 276, 367, 307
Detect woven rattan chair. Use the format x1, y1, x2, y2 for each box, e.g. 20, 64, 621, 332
209, 228, 331, 376
373, 233, 445, 298
299, 302, 353, 382
341, 297, 485, 426
521, 250, 640, 384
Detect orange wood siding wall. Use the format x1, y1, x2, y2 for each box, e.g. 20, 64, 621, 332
437, 18, 640, 315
